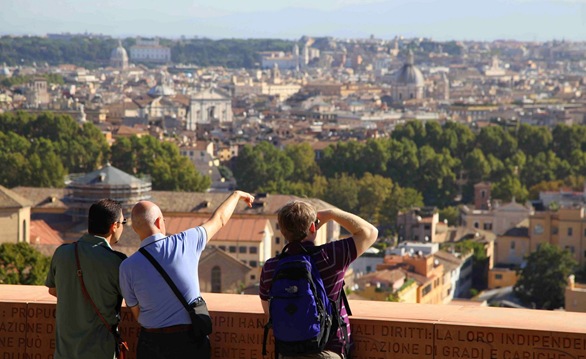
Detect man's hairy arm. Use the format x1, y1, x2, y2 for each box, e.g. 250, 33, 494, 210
318, 208, 378, 257
201, 190, 254, 242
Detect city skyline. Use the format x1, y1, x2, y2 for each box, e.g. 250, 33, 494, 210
1, 0, 586, 42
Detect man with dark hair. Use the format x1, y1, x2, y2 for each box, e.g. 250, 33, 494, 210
119, 190, 255, 359
46, 198, 127, 359
260, 201, 378, 359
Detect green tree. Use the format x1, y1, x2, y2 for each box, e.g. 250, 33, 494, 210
110, 135, 210, 191
551, 124, 586, 160
356, 173, 393, 224
514, 243, 577, 310
322, 174, 360, 213
391, 120, 427, 148
380, 186, 424, 233
438, 206, 459, 226
0, 243, 51, 285
491, 174, 528, 202
477, 126, 518, 161
232, 141, 293, 193
284, 143, 320, 183
517, 124, 552, 157
320, 140, 366, 178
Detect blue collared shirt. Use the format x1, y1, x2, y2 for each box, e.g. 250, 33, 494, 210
119, 227, 207, 328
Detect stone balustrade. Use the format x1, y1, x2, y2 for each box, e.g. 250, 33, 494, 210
2, 285, 586, 359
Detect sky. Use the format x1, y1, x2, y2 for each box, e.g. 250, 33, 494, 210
1, 0, 586, 41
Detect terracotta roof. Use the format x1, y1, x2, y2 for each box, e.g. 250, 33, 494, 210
356, 269, 405, 285
29, 220, 63, 246
166, 217, 270, 242
0, 185, 33, 208
115, 125, 148, 136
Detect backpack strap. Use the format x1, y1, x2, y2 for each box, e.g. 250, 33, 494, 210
262, 318, 272, 357
338, 288, 352, 358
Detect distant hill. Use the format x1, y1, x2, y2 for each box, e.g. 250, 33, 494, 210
0, 36, 294, 69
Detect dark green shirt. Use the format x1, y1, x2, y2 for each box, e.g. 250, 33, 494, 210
46, 234, 127, 359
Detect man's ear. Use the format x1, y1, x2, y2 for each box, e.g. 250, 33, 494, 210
154, 216, 163, 229
309, 222, 317, 234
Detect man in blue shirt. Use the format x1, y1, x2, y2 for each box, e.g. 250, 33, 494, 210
119, 190, 255, 359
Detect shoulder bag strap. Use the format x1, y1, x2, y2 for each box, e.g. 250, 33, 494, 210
138, 247, 192, 312
74, 241, 114, 334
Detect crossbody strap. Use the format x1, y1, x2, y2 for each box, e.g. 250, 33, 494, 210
138, 247, 192, 312
74, 241, 114, 334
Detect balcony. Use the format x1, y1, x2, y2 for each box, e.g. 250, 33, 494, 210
2, 284, 586, 359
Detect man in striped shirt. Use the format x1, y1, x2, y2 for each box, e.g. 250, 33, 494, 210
259, 201, 378, 359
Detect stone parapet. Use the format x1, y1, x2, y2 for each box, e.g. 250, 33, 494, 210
1, 285, 586, 359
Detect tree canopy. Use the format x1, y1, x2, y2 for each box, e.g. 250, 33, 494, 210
0, 112, 210, 191
110, 136, 211, 192
0, 243, 51, 285
514, 243, 577, 310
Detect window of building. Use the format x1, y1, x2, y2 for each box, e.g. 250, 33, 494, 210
510, 241, 516, 250
568, 227, 573, 236
249, 260, 257, 268
249, 247, 257, 254
219, 245, 226, 251
422, 284, 432, 296
239, 246, 246, 254
474, 222, 479, 229
229, 246, 236, 253
250, 275, 256, 280
552, 227, 558, 235
495, 274, 503, 280
424, 225, 431, 230
483, 223, 493, 230
366, 266, 372, 272
565, 245, 575, 254
534, 224, 544, 235
275, 251, 280, 256
275, 237, 280, 244
211, 266, 221, 293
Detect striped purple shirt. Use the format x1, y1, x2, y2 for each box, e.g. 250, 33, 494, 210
259, 237, 358, 356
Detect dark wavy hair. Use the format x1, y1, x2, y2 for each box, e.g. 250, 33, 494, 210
88, 199, 122, 236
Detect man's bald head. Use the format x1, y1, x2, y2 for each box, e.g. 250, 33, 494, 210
131, 201, 164, 239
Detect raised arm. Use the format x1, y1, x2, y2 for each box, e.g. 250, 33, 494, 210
201, 191, 255, 242
317, 208, 378, 257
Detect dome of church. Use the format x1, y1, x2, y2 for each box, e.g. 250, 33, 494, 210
147, 84, 176, 98
110, 41, 128, 68
395, 51, 424, 86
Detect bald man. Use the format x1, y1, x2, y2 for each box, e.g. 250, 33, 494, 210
119, 191, 254, 359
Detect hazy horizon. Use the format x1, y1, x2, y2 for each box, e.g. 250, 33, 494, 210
2, 0, 586, 42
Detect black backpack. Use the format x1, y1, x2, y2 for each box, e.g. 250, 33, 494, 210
262, 242, 351, 358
